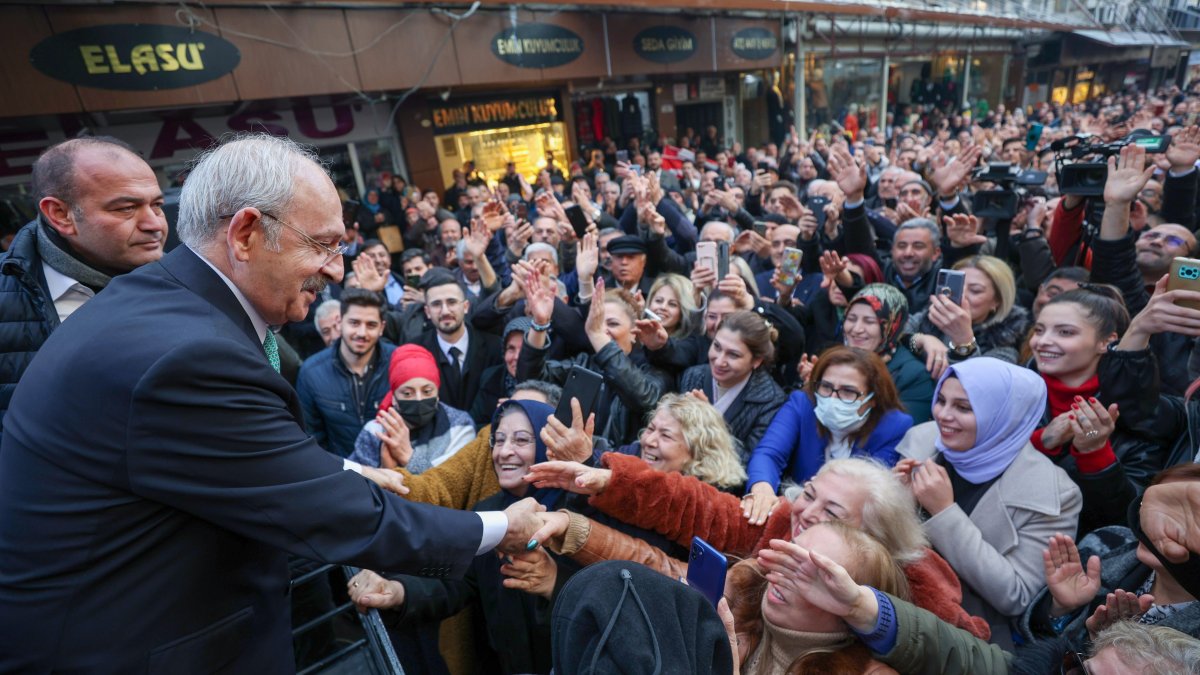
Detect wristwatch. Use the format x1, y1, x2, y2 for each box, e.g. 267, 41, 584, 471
947, 338, 978, 358
530, 319, 552, 332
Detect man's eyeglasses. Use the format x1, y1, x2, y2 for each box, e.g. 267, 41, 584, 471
489, 432, 535, 450
1060, 650, 1090, 675
1140, 229, 1188, 249
815, 381, 867, 403
221, 211, 346, 266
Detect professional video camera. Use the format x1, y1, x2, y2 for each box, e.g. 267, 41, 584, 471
1050, 129, 1171, 197
971, 162, 1048, 220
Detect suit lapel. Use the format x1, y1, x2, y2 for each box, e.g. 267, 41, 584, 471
158, 246, 260, 348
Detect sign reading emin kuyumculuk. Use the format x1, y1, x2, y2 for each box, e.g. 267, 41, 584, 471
730, 27, 778, 60
634, 26, 697, 64
491, 23, 583, 68
430, 94, 561, 134
30, 24, 240, 91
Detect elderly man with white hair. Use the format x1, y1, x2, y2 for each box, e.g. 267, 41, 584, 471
0, 133, 546, 673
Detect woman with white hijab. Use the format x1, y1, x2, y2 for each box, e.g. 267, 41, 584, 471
894, 357, 1081, 649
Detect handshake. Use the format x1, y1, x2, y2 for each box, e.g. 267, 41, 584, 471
496, 497, 572, 555
361, 460, 612, 556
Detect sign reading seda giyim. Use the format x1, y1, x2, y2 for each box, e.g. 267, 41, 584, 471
30, 24, 240, 90
634, 26, 697, 64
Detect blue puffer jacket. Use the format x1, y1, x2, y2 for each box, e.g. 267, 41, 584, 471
0, 221, 57, 438
296, 340, 396, 458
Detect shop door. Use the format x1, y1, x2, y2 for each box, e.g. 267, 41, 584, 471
675, 102, 723, 144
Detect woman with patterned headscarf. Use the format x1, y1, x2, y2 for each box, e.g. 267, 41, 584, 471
843, 284, 934, 423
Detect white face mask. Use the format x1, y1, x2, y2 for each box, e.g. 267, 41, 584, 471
813, 393, 873, 433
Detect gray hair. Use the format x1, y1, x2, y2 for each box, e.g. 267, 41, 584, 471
783, 457, 929, 565
313, 299, 340, 329
512, 380, 562, 407
1091, 622, 1200, 674
524, 242, 558, 266
897, 217, 941, 244
177, 133, 323, 250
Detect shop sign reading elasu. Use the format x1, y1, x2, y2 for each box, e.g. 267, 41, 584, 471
31, 24, 240, 90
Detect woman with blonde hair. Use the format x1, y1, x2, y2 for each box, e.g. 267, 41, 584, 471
647, 273, 701, 338
907, 253, 1031, 364
648, 393, 748, 490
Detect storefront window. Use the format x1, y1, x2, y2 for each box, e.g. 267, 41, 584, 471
805, 56, 883, 134
434, 121, 569, 189
354, 139, 399, 192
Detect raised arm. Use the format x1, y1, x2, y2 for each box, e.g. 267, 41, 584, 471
583, 453, 778, 557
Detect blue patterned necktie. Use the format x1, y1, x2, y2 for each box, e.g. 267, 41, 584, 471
263, 331, 281, 373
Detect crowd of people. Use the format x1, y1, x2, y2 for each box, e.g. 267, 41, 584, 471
4, 83, 1200, 674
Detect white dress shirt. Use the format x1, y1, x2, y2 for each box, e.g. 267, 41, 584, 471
437, 331, 470, 371
41, 263, 95, 323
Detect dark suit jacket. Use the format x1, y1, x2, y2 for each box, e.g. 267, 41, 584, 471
417, 326, 502, 419
0, 247, 483, 674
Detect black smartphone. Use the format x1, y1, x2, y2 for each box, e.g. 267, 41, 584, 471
516, 202, 529, 220
757, 161, 770, 172
405, 273, 421, 288
616, 150, 629, 163
686, 536, 728, 608
716, 241, 730, 281
752, 221, 768, 238
936, 269, 966, 306
555, 366, 605, 427
713, 175, 726, 190
883, 197, 898, 209
564, 204, 590, 239
808, 195, 830, 230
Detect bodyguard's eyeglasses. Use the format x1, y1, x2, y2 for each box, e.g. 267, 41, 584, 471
221, 212, 347, 266
815, 381, 867, 403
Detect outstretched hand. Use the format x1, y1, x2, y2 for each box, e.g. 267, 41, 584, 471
524, 460, 612, 495
348, 569, 405, 612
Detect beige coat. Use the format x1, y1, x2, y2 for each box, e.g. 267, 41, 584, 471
899, 422, 1082, 648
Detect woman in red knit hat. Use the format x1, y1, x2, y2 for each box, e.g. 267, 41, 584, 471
348, 344, 475, 473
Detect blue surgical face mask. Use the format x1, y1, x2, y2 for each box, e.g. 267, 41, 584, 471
813, 393, 874, 432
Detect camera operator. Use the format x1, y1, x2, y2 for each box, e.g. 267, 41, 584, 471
1044, 128, 1192, 267
1091, 142, 1200, 395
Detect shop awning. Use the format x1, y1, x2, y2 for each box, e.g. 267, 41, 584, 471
1074, 29, 1189, 49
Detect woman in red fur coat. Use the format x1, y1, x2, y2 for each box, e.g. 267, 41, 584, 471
525, 454, 990, 640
